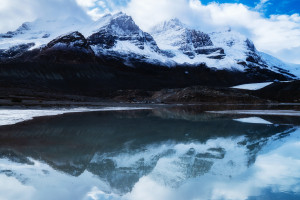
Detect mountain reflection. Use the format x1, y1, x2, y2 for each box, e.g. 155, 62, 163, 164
0, 108, 299, 200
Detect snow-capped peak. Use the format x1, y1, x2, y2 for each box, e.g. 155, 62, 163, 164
45, 31, 90, 51
0, 17, 89, 50
87, 12, 162, 61
81, 12, 141, 36
151, 18, 214, 52
209, 29, 249, 61
259, 52, 300, 78
150, 18, 229, 65
102, 12, 141, 35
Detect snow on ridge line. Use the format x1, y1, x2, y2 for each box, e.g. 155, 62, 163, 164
207, 110, 300, 116
231, 82, 273, 90
0, 13, 298, 78
234, 117, 273, 125
259, 52, 300, 78
0, 107, 151, 126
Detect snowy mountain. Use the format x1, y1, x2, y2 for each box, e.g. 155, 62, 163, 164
86, 12, 168, 63
150, 18, 226, 64
0, 12, 299, 79
259, 52, 300, 78
209, 30, 299, 78
0, 17, 88, 50
151, 20, 299, 77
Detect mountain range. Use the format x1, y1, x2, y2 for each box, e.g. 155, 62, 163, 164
0, 12, 299, 103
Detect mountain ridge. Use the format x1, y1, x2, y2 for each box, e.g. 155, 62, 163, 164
0, 12, 298, 80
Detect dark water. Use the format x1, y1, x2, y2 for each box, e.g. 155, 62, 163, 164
0, 107, 300, 200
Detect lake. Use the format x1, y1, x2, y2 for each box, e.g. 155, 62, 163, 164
0, 105, 300, 200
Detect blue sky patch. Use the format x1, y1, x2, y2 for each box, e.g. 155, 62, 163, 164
200, 0, 299, 16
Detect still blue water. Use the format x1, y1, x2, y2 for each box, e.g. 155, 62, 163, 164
0, 107, 299, 200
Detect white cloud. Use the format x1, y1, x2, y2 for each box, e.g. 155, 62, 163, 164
87, 8, 106, 20
98, 1, 106, 8
79, 0, 131, 20
76, 0, 97, 8
255, 0, 270, 11
0, 174, 36, 200
0, 0, 89, 33
125, 0, 191, 31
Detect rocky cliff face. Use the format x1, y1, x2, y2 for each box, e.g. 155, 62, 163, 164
150, 18, 223, 59
45, 31, 90, 51
0, 43, 35, 61
35, 31, 95, 63
87, 12, 162, 63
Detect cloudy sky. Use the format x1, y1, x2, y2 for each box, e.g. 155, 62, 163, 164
0, 0, 299, 64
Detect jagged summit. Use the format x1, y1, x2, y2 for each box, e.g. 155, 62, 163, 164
105, 12, 140, 34
87, 12, 162, 62
150, 18, 225, 61
36, 31, 95, 63
151, 18, 213, 51
0, 17, 88, 51
45, 31, 91, 52
84, 12, 141, 36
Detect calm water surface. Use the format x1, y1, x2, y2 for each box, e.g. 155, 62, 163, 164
0, 106, 300, 200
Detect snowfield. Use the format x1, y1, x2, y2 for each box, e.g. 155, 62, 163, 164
231, 82, 273, 90
234, 117, 273, 125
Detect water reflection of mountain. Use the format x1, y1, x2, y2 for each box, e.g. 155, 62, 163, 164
0, 109, 297, 194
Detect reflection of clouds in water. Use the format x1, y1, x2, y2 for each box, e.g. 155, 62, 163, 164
0, 158, 111, 200
89, 136, 247, 191
255, 142, 300, 193
0, 129, 300, 200
148, 138, 247, 188
85, 186, 120, 200
0, 174, 35, 200
125, 128, 300, 200
85, 128, 300, 199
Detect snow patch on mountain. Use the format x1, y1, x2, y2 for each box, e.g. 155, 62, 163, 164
259, 52, 300, 78
111, 40, 170, 63
209, 29, 299, 78
231, 82, 273, 90
209, 29, 248, 63
234, 117, 273, 124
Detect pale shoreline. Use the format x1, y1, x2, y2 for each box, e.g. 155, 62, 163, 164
207, 110, 300, 116
0, 107, 152, 126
